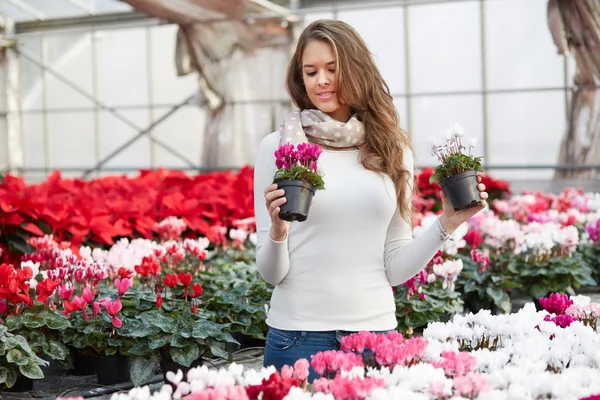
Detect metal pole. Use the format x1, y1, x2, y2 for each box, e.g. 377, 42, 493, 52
91, 30, 101, 177
146, 26, 156, 169
41, 35, 51, 174
3, 19, 24, 175
479, 0, 489, 169
403, 4, 412, 137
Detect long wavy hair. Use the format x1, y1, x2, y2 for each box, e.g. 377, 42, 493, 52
285, 19, 416, 224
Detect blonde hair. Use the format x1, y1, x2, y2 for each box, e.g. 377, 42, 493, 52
285, 19, 416, 223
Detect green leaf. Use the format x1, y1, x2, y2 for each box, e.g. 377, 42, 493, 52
149, 338, 168, 350
4, 367, 17, 388
170, 343, 200, 368
130, 354, 160, 386
209, 341, 229, 360
0, 366, 9, 384
5, 334, 33, 354
129, 342, 151, 356
19, 361, 44, 380
46, 341, 69, 361
191, 320, 225, 340
7, 349, 28, 366
4, 315, 24, 331
40, 310, 71, 330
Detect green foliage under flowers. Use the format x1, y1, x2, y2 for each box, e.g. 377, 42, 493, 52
273, 165, 325, 190
394, 285, 464, 335
4, 306, 72, 369
429, 153, 484, 184
507, 251, 596, 300
455, 253, 519, 315
0, 325, 48, 389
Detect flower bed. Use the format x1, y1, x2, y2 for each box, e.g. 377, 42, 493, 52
104, 293, 600, 400
2, 168, 600, 398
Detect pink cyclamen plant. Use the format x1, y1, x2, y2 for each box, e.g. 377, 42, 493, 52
273, 143, 325, 190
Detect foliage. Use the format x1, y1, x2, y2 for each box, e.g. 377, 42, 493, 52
428, 123, 485, 184
0, 325, 48, 389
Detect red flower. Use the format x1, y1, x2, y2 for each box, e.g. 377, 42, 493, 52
178, 272, 192, 287
164, 274, 178, 289
117, 267, 133, 279
156, 294, 163, 309
36, 278, 60, 303
190, 283, 203, 298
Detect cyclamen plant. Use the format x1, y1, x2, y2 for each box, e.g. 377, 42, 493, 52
429, 123, 484, 184
272, 143, 325, 190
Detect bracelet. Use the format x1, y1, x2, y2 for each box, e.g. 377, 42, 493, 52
436, 217, 453, 242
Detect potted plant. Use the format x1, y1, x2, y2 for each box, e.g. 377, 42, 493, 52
0, 325, 48, 392
428, 124, 484, 211
272, 142, 324, 222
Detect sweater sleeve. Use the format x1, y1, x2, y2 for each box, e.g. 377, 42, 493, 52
253, 132, 292, 286
384, 149, 446, 286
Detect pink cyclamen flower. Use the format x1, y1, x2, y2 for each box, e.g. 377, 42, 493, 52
114, 278, 131, 296
82, 287, 95, 303
293, 359, 310, 381
539, 293, 573, 315
453, 373, 491, 397
103, 298, 123, 328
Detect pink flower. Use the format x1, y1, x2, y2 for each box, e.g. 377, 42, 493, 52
293, 359, 309, 381
429, 381, 450, 397
432, 351, 477, 377
539, 293, 573, 315
453, 372, 491, 397
59, 285, 74, 301
103, 298, 123, 328
82, 287, 95, 303
281, 365, 293, 379
274, 143, 296, 169
544, 313, 577, 328
114, 278, 131, 296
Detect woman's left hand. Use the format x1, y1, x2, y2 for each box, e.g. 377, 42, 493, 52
439, 175, 489, 234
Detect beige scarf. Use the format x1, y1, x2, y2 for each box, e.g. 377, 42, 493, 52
279, 109, 365, 148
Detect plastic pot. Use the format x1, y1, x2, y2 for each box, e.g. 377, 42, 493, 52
94, 354, 131, 385
439, 170, 481, 211
277, 179, 316, 222
4, 374, 34, 392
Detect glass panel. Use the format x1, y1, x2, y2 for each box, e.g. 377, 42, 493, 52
95, 28, 149, 107
485, 0, 564, 90
99, 109, 152, 168
45, 32, 94, 110
47, 112, 96, 169
21, 113, 46, 168
487, 91, 566, 180
408, 1, 482, 93
152, 106, 206, 168
0, 117, 7, 169
410, 94, 484, 168
337, 7, 406, 95
19, 37, 44, 111
150, 25, 198, 105
393, 97, 409, 133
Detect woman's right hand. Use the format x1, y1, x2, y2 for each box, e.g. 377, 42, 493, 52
264, 183, 290, 241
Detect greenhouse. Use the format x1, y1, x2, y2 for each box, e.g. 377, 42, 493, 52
0, 0, 599, 399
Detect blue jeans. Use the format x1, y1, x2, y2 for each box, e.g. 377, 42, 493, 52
263, 327, 390, 382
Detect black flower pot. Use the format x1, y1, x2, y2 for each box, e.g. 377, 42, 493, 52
277, 179, 316, 222
94, 354, 130, 385
72, 350, 96, 376
4, 374, 34, 392
439, 170, 481, 211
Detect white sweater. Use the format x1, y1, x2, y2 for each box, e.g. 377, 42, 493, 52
253, 131, 446, 331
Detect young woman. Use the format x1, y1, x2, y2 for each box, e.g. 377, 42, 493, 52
253, 19, 488, 379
